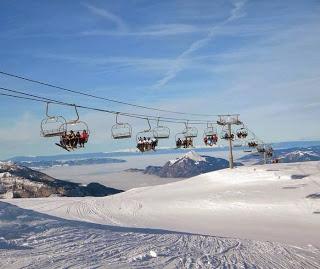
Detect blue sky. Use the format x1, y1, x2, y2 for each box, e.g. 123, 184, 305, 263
0, 0, 319, 159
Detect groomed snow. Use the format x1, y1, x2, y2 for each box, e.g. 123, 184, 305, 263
1, 161, 320, 268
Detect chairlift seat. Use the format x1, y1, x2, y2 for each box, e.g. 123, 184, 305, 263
112, 123, 132, 139
153, 126, 170, 139
40, 116, 67, 138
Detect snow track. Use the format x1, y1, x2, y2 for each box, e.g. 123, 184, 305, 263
1, 162, 320, 268
1, 202, 320, 269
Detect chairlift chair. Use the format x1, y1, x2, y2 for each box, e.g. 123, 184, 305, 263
136, 118, 154, 141
236, 126, 249, 139
40, 102, 67, 138
111, 113, 132, 139
220, 126, 235, 140
60, 105, 90, 136
256, 144, 266, 153
153, 118, 170, 139
203, 122, 217, 137
203, 123, 218, 146
136, 119, 157, 152
183, 122, 198, 138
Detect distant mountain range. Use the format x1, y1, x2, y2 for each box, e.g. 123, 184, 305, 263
0, 161, 123, 199
240, 145, 320, 164
127, 151, 239, 178
14, 158, 126, 170
5, 140, 320, 164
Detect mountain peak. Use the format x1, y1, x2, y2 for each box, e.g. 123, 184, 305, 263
169, 151, 206, 166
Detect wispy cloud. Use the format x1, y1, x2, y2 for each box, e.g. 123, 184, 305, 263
82, 3, 127, 31
81, 23, 208, 37
153, 0, 247, 88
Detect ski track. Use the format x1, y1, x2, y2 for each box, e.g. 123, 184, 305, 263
1, 202, 320, 269
1, 162, 320, 268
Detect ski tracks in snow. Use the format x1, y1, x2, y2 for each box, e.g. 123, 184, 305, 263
1, 202, 320, 269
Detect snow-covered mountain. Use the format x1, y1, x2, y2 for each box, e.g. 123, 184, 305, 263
0, 161, 122, 199
277, 148, 320, 163
141, 151, 235, 178
239, 145, 320, 164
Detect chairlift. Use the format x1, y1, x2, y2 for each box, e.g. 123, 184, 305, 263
60, 105, 90, 137
220, 126, 235, 140
111, 113, 132, 139
136, 118, 157, 152
175, 133, 194, 149
217, 114, 242, 126
203, 123, 218, 146
256, 144, 266, 153
183, 122, 198, 138
40, 102, 67, 138
236, 126, 248, 139
247, 140, 258, 148
203, 122, 217, 137
153, 118, 170, 139
265, 145, 274, 157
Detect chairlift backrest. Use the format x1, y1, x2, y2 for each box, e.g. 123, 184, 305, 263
183, 122, 198, 138
40, 102, 67, 138
203, 123, 217, 137
61, 105, 90, 135
111, 113, 132, 139
136, 118, 154, 142
153, 118, 170, 139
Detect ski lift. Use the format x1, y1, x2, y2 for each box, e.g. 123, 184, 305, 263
265, 145, 274, 157
136, 118, 154, 140
217, 114, 242, 126
40, 102, 67, 138
236, 126, 248, 139
247, 140, 258, 148
256, 144, 266, 153
203, 122, 217, 137
220, 126, 235, 140
203, 123, 218, 146
60, 105, 90, 136
153, 118, 170, 139
175, 133, 194, 149
136, 118, 157, 152
111, 113, 132, 139
183, 122, 198, 138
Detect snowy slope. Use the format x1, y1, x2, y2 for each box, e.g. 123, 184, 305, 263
2, 162, 320, 268
1, 202, 320, 269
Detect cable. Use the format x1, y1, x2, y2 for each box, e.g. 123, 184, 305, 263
0, 70, 225, 117
0, 87, 212, 124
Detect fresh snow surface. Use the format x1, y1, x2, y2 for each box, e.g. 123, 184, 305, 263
1, 161, 320, 268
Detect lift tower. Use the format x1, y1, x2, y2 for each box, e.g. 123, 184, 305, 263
217, 114, 242, 169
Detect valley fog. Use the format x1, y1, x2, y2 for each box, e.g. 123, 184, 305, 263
42, 150, 247, 190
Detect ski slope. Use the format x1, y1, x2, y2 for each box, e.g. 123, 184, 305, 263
1, 162, 320, 268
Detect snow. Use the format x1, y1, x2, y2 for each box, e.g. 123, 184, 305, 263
1, 161, 320, 268
169, 150, 206, 166
0, 172, 11, 178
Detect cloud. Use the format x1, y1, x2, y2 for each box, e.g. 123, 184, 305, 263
82, 3, 127, 31
81, 23, 209, 37
153, 0, 247, 89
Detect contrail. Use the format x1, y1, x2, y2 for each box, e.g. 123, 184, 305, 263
153, 0, 247, 89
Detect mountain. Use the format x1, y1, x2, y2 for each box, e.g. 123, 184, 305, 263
133, 151, 236, 178
0, 161, 123, 199
15, 157, 126, 170
239, 145, 320, 164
